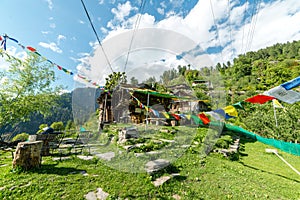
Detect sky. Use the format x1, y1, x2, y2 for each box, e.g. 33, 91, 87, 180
1, 0, 300, 91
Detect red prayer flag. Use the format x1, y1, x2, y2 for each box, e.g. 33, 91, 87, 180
0, 36, 2, 41
56, 65, 62, 70
198, 113, 210, 125
245, 94, 275, 104
26, 46, 36, 52
170, 113, 181, 121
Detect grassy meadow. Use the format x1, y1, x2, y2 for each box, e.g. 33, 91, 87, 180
1, 126, 300, 200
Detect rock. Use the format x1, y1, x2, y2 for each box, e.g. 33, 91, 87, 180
95, 152, 115, 161
77, 155, 94, 160
145, 159, 170, 173
96, 188, 109, 200
152, 176, 171, 187
118, 127, 139, 144
85, 191, 97, 200
173, 194, 181, 200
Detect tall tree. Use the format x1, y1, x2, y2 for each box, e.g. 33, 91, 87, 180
0, 50, 62, 131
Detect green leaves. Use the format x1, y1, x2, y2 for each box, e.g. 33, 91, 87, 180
0, 51, 61, 127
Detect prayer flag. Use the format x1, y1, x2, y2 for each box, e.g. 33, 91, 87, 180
170, 113, 181, 121
206, 111, 222, 121
57, 65, 62, 70
264, 86, 300, 104
185, 114, 191, 120
162, 112, 170, 119
26, 46, 36, 52
281, 76, 300, 90
245, 94, 275, 104
213, 109, 226, 118
191, 115, 203, 125
151, 109, 160, 117
198, 113, 210, 125
223, 105, 238, 118
233, 102, 244, 110
8, 36, 18, 43
272, 99, 284, 109
0, 36, 2, 41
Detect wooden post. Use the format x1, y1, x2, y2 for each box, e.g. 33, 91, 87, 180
13, 141, 43, 170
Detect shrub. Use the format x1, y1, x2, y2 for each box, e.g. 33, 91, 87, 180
214, 135, 233, 149
50, 121, 64, 131
12, 133, 29, 142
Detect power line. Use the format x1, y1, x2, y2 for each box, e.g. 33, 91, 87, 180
123, 0, 146, 72
227, 0, 234, 60
247, 0, 261, 51
209, 0, 224, 64
80, 0, 114, 73
240, 0, 249, 54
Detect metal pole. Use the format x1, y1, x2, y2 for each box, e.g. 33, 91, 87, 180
145, 92, 150, 130
273, 103, 278, 127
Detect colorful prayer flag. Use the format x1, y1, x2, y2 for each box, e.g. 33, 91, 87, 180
26, 46, 36, 52
245, 94, 275, 104
213, 109, 226, 118
223, 105, 238, 118
233, 102, 244, 110
162, 112, 170, 119
281, 76, 300, 90
170, 113, 181, 121
198, 113, 210, 125
206, 111, 222, 121
272, 99, 284, 109
264, 86, 300, 104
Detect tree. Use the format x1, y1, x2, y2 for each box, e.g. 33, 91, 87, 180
0, 50, 62, 131
130, 76, 138, 85
105, 71, 127, 91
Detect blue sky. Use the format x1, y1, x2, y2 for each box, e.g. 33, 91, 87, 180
1, 0, 300, 91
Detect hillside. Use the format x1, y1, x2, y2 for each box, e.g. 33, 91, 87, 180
1, 129, 299, 199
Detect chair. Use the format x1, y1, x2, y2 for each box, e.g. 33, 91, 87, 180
57, 130, 92, 157
35, 132, 64, 156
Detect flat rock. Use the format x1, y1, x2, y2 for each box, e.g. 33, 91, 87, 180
95, 152, 115, 161
152, 176, 171, 187
85, 192, 97, 200
96, 188, 109, 200
77, 155, 94, 160
145, 159, 170, 173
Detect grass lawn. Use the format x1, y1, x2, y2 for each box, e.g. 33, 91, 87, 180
1, 127, 300, 199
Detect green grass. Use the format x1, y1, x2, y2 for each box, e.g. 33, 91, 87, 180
1, 129, 300, 200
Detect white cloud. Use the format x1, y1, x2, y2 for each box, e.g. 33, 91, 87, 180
160, 2, 167, 9
157, 8, 164, 15
39, 42, 62, 53
111, 1, 137, 22
78, 20, 85, 24
41, 31, 50, 35
45, 0, 53, 10
76, 0, 300, 85
50, 23, 56, 29
98, 0, 105, 5
57, 34, 66, 45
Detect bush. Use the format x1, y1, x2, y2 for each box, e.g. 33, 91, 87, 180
12, 133, 29, 142
214, 135, 233, 149
50, 121, 64, 131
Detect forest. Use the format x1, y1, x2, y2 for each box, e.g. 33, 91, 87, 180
1, 40, 299, 142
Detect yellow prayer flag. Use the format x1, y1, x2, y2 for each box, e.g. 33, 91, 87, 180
185, 114, 191, 120
144, 106, 149, 112
223, 105, 238, 118
273, 99, 284, 108
162, 112, 170, 119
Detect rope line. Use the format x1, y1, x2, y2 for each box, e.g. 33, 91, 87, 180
80, 0, 114, 73
123, 0, 146, 72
